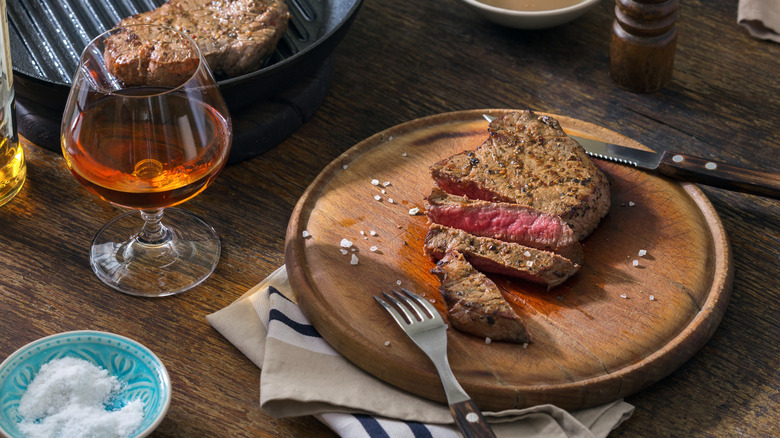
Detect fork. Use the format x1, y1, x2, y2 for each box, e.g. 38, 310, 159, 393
374, 289, 497, 438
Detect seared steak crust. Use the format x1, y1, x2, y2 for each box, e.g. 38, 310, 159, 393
109, 0, 290, 85
425, 187, 577, 251
430, 110, 610, 240
104, 25, 201, 88
425, 224, 580, 288
432, 251, 531, 344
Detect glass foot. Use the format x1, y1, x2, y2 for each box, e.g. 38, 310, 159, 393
90, 208, 220, 297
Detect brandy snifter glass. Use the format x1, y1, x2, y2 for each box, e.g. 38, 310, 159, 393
61, 25, 232, 297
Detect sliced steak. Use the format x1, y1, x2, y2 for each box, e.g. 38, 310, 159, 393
108, 0, 290, 85
425, 187, 577, 251
430, 110, 610, 240
432, 250, 531, 344
424, 224, 580, 288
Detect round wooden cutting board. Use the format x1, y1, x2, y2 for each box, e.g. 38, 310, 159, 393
284, 109, 733, 411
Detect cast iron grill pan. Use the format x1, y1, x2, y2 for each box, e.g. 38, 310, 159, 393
8, 0, 361, 112
8, 0, 362, 161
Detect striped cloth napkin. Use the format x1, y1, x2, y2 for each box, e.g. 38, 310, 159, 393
206, 266, 634, 438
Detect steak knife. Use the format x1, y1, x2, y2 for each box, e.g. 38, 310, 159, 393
573, 136, 780, 200
481, 115, 780, 199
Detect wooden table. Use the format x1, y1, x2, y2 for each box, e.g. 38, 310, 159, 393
1, 0, 777, 436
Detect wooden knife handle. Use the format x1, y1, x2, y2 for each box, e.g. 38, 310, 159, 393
658, 151, 780, 199
449, 399, 496, 438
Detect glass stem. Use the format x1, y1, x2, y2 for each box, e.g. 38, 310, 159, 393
137, 209, 172, 245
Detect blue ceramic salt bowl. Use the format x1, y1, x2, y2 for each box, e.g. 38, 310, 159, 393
0, 330, 171, 437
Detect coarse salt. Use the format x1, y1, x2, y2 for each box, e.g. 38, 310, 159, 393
370, 246, 378, 252
396, 280, 402, 285
632, 260, 639, 267
342, 164, 349, 170
649, 295, 656, 301
402, 152, 408, 157
302, 230, 310, 238
408, 207, 420, 215
526, 261, 534, 267
628, 201, 636, 207
522, 343, 529, 349
360, 230, 366, 235
383, 181, 391, 187
340, 238, 353, 248
638, 249, 647, 257
485, 337, 492, 345
371, 179, 380, 186
369, 230, 377, 236
384, 341, 391, 346
339, 249, 348, 255
18, 357, 144, 438
523, 251, 531, 257
388, 198, 395, 204
374, 195, 382, 201
350, 254, 359, 265
620, 294, 628, 299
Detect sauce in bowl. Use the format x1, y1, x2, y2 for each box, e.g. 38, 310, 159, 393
478, 0, 584, 11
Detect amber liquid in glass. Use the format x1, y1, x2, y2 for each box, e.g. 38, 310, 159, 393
63, 90, 230, 210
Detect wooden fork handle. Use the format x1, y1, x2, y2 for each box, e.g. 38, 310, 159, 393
450, 399, 496, 438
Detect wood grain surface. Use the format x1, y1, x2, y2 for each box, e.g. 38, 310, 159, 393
285, 110, 732, 410
0, 0, 777, 436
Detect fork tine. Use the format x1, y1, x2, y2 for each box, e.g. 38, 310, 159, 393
400, 288, 437, 319
384, 291, 419, 323
374, 294, 410, 326
392, 290, 427, 322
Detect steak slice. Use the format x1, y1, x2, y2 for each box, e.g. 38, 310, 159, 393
425, 187, 577, 251
432, 250, 531, 344
430, 110, 610, 240
424, 224, 580, 288
108, 0, 290, 85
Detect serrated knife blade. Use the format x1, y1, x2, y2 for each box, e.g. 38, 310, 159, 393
482, 114, 780, 199
576, 137, 780, 200
570, 136, 661, 169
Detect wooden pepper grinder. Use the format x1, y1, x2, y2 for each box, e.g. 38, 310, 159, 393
609, 0, 679, 92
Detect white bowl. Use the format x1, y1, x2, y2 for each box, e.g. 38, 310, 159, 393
460, 0, 601, 29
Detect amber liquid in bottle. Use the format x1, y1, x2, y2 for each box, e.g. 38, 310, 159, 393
62, 90, 230, 210
0, 0, 25, 207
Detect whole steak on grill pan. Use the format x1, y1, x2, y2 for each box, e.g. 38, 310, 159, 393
105, 0, 290, 86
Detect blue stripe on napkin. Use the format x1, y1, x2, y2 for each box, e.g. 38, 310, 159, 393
268, 286, 323, 338
269, 286, 293, 302
268, 308, 322, 338
355, 415, 391, 438
407, 421, 435, 438
266, 286, 339, 356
